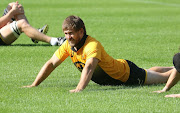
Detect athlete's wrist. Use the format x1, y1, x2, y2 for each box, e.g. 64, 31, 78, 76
162, 86, 170, 92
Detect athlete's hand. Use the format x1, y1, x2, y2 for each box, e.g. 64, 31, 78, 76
153, 86, 169, 93
17, 4, 25, 14
69, 89, 83, 93
11, 1, 24, 16
153, 90, 166, 93
22, 85, 36, 88
7, 2, 16, 11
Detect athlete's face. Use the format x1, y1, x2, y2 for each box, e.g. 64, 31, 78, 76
63, 28, 84, 47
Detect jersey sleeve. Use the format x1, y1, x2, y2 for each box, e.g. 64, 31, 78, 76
54, 41, 69, 62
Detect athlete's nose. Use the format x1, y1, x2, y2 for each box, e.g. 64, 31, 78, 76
66, 34, 72, 40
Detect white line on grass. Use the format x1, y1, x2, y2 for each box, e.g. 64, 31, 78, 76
127, 0, 180, 7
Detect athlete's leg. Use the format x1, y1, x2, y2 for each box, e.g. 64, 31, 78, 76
16, 19, 51, 43
0, 19, 57, 45
145, 69, 173, 84
1, 4, 64, 45
149, 66, 174, 73
0, 3, 19, 45
0, 4, 50, 45
1, 2, 52, 44
0, 23, 18, 45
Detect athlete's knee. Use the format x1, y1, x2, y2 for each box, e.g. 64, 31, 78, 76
17, 19, 30, 32
149, 66, 164, 73
173, 53, 180, 73
149, 66, 160, 71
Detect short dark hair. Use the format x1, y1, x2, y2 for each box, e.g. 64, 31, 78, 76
62, 15, 86, 35
173, 53, 180, 73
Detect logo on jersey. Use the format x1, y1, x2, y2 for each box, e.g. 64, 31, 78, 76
74, 61, 85, 71
71, 51, 74, 57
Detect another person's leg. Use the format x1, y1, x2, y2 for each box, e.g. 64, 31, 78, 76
0, 18, 65, 45
0, 22, 18, 45
1, 3, 65, 46
17, 19, 51, 43
15, 13, 61, 45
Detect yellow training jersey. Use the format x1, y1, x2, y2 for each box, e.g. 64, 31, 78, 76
55, 35, 130, 82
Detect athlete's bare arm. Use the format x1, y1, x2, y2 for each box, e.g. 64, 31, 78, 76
23, 54, 62, 88
69, 58, 99, 93
153, 68, 180, 93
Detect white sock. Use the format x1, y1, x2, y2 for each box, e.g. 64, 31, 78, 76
50, 37, 58, 46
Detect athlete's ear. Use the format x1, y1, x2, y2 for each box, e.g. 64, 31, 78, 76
79, 28, 84, 37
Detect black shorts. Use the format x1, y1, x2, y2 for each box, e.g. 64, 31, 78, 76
91, 60, 147, 86
0, 33, 7, 46
125, 60, 147, 85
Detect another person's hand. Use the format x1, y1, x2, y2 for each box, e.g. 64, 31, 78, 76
165, 94, 180, 98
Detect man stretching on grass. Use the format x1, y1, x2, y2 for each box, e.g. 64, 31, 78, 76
153, 53, 180, 98
0, 2, 65, 46
24, 15, 174, 93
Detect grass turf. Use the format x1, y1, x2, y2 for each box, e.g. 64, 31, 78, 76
0, 0, 180, 112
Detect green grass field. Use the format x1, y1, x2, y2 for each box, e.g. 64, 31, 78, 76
1, 0, 180, 112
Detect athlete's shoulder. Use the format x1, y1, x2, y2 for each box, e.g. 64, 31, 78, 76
83, 35, 103, 53
85, 36, 101, 46
86, 35, 99, 42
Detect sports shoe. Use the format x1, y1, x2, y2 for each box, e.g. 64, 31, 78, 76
56, 37, 66, 46
31, 25, 49, 43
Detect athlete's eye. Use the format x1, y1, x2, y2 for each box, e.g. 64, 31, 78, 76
69, 32, 73, 35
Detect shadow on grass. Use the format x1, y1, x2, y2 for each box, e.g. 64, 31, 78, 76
87, 84, 144, 92
87, 84, 166, 92
0, 44, 52, 47
11, 44, 51, 46
39, 82, 164, 90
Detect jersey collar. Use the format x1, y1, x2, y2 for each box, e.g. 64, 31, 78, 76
71, 35, 88, 52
